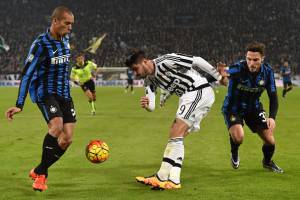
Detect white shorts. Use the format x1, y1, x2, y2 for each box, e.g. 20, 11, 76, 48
176, 86, 215, 132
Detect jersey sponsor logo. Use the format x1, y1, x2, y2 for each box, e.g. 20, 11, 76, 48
51, 54, 70, 65
237, 83, 264, 93
259, 80, 265, 86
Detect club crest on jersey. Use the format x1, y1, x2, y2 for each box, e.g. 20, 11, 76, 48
259, 80, 265, 86
230, 115, 236, 122
51, 54, 70, 65
49, 105, 57, 113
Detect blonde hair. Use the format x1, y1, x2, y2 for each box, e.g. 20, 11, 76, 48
51, 6, 73, 20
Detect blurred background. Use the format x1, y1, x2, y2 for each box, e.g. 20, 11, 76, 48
0, 0, 299, 83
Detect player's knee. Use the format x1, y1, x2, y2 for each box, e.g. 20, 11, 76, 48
233, 136, 244, 145
265, 136, 275, 146
50, 125, 63, 136
230, 132, 244, 144
169, 119, 189, 138
59, 138, 73, 149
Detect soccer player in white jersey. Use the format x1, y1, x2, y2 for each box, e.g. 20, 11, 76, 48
125, 50, 226, 190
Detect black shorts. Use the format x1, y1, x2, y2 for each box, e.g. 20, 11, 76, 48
81, 79, 95, 92
223, 109, 268, 133
127, 79, 133, 85
283, 81, 292, 88
37, 95, 77, 124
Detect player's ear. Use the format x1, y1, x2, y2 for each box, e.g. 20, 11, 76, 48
261, 56, 265, 62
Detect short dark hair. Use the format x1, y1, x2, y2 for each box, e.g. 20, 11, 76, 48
76, 52, 85, 58
125, 50, 146, 67
246, 41, 266, 56
51, 6, 73, 20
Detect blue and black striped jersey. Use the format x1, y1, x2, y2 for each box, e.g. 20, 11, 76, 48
16, 29, 72, 109
127, 68, 134, 80
222, 60, 277, 116
280, 66, 292, 82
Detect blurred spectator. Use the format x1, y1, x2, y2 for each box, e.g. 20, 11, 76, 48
0, 0, 299, 74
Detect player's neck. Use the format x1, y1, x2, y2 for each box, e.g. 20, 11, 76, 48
49, 26, 62, 41
149, 60, 155, 75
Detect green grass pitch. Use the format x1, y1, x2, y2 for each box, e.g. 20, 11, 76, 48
0, 87, 299, 200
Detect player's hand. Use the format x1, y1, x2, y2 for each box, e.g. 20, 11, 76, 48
140, 96, 149, 109
267, 118, 276, 131
219, 76, 229, 86
217, 62, 228, 77
5, 107, 22, 121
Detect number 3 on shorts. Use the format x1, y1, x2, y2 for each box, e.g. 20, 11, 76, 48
259, 111, 267, 123
71, 108, 76, 117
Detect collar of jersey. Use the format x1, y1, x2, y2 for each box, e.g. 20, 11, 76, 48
46, 28, 65, 42
152, 59, 158, 77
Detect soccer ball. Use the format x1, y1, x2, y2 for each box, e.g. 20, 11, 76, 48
85, 140, 109, 163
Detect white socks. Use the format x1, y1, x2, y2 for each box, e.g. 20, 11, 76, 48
157, 137, 184, 184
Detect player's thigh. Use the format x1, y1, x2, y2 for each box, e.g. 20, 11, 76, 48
37, 96, 63, 124
222, 112, 244, 141
84, 90, 93, 98
176, 87, 214, 133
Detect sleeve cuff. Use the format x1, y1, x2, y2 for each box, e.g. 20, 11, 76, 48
16, 103, 23, 110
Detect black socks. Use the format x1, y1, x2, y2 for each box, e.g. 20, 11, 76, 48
262, 144, 275, 164
230, 137, 240, 161
34, 133, 65, 176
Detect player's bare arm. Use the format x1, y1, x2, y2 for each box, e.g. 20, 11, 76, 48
217, 62, 229, 86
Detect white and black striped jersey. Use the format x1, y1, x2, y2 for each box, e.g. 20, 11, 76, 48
144, 53, 221, 97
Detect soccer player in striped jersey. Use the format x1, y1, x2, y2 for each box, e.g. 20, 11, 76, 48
125, 50, 226, 190
280, 60, 293, 97
218, 42, 283, 173
125, 67, 135, 94
5, 6, 75, 191
71, 53, 100, 115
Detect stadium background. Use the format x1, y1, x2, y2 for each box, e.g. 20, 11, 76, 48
0, 0, 300, 78
0, 0, 300, 199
